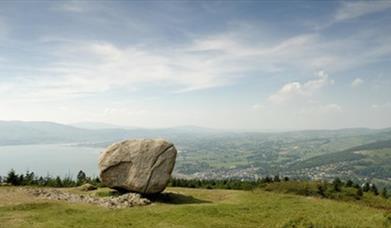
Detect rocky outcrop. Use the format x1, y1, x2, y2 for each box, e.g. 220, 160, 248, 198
25, 188, 150, 209
98, 139, 177, 194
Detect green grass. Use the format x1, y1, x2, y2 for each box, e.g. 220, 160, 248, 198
260, 181, 391, 210
1, 186, 391, 227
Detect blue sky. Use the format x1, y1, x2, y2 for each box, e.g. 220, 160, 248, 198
0, 1, 390, 130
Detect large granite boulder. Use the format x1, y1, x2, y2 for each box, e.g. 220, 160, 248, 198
98, 139, 177, 194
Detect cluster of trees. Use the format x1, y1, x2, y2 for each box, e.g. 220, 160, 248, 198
0, 169, 100, 187
0, 170, 388, 200
169, 176, 389, 199
319, 178, 388, 200
169, 175, 289, 190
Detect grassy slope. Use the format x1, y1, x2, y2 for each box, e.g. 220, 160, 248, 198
289, 139, 391, 170
260, 181, 391, 210
1, 187, 390, 228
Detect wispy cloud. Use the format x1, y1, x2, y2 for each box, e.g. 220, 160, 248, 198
335, 1, 391, 21
351, 78, 364, 87
52, 1, 88, 13
2, 0, 390, 103
4, 32, 317, 99
252, 104, 263, 110
4, 22, 390, 102
1, 39, 244, 100
0, 1, 390, 129
372, 102, 391, 109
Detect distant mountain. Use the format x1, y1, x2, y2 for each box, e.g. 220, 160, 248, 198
287, 139, 391, 185
345, 138, 391, 152
0, 121, 223, 146
289, 138, 391, 170
70, 122, 127, 130
1, 120, 390, 149
280, 128, 387, 139
0, 121, 130, 145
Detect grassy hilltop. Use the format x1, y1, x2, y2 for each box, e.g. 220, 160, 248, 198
1, 185, 390, 228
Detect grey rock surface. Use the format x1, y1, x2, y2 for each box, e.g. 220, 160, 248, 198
99, 139, 177, 194
79, 183, 97, 191
24, 188, 150, 208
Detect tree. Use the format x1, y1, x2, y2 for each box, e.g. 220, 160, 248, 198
90, 177, 101, 187
55, 176, 63, 187
370, 184, 379, 196
6, 169, 19, 185
77, 170, 87, 185
63, 176, 76, 187
264, 176, 272, 183
381, 188, 388, 199
24, 171, 35, 185
332, 178, 342, 192
283, 177, 290, 182
317, 184, 326, 197
356, 188, 363, 200
273, 175, 281, 182
362, 183, 370, 192
18, 174, 24, 185
37, 176, 45, 186
346, 179, 353, 187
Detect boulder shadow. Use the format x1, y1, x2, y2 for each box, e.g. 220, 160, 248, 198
145, 192, 211, 205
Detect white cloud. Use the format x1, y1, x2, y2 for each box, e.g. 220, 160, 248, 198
53, 1, 87, 13
2, 19, 390, 103
372, 103, 391, 109
268, 71, 334, 104
252, 104, 263, 110
317, 104, 343, 113
351, 78, 364, 87
268, 82, 304, 104
1, 3, 391, 130
335, 1, 391, 21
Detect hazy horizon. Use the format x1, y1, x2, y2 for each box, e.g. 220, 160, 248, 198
1, 119, 390, 132
1, 1, 391, 130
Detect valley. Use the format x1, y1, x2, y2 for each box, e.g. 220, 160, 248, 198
1, 121, 391, 189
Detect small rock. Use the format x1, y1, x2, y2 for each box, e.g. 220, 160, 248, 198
79, 183, 97, 191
